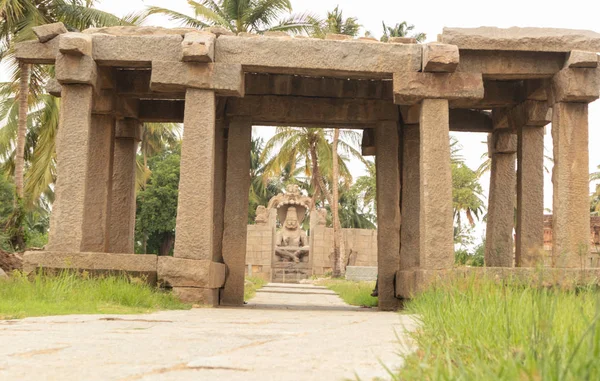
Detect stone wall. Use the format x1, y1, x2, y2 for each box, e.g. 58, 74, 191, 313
543, 215, 600, 267
245, 224, 274, 280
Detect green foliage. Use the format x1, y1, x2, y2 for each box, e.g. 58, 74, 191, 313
320, 279, 378, 307
0, 270, 189, 319
244, 276, 267, 301
400, 277, 600, 380
452, 161, 485, 226
135, 149, 181, 255
311, 6, 360, 38
380, 21, 426, 42
455, 242, 485, 267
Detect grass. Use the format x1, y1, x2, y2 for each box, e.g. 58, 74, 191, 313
244, 276, 267, 301
320, 279, 378, 307
0, 271, 190, 320
398, 276, 600, 380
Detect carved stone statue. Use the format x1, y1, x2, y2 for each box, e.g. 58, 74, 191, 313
254, 205, 268, 225
275, 206, 309, 262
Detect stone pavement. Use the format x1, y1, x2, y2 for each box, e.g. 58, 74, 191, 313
0, 283, 417, 381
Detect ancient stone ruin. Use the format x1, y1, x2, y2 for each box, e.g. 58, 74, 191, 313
16, 23, 600, 310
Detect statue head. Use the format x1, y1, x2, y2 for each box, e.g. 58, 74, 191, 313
284, 206, 299, 230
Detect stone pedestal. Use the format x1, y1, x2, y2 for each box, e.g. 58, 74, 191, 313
221, 121, 252, 305
400, 124, 420, 270
375, 120, 401, 311
516, 126, 544, 266
419, 99, 454, 269
552, 102, 590, 267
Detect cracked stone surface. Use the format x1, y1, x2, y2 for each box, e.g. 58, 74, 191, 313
0, 283, 416, 381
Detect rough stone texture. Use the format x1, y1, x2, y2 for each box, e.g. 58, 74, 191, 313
150, 61, 244, 96
325, 33, 352, 41
441, 27, 600, 52
389, 37, 417, 44
46, 85, 94, 252
46, 78, 62, 97
221, 123, 252, 305
173, 90, 216, 260
15, 38, 59, 64
109, 119, 140, 254
419, 99, 454, 269
207, 26, 234, 37
157, 257, 225, 288
393, 72, 484, 104
83, 26, 197, 36
59, 32, 93, 56
565, 50, 598, 68
493, 100, 552, 130
485, 152, 516, 267
172, 287, 220, 305
181, 32, 215, 62
80, 114, 115, 252
422, 43, 459, 72
344, 266, 377, 281
216, 35, 422, 78
552, 102, 590, 267
457, 50, 564, 80
91, 34, 183, 66
22, 251, 157, 274
400, 124, 420, 270
55, 53, 97, 86
212, 123, 227, 264
551, 68, 600, 103
115, 117, 142, 140
375, 121, 401, 310
489, 130, 517, 154
517, 126, 545, 267
33, 22, 67, 42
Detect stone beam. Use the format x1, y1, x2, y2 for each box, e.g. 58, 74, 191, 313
493, 100, 552, 130
216, 35, 422, 79
55, 53, 97, 87
457, 50, 565, 80
564, 50, 599, 68
225, 96, 398, 127
139, 100, 185, 123
150, 61, 244, 97
393, 72, 484, 105
422, 43, 459, 72
59, 33, 92, 56
181, 32, 215, 62
115, 69, 185, 100
440, 27, 600, 52
550, 68, 600, 103
450, 80, 524, 109
91, 34, 183, 66
449, 109, 492, 132
245, 73, 393, 100
33, 22, 67, 43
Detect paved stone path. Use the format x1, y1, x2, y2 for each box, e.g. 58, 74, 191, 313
0, 283, 417, 381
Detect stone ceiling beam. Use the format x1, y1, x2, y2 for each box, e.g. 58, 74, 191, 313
457, 50, 565, 80
393, 72, 484, 105
139, 100, 184, 123
493, 100, 552, 130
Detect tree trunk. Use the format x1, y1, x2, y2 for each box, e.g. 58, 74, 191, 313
159, 232, 175, 256
15, 62, 30, 199
332, 130, 344, 277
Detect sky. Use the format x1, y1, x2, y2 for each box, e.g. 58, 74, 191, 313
24, 0, 600, 244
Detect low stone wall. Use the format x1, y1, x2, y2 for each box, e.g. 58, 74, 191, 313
245, 224, 274, 280
345, 266, 377, 281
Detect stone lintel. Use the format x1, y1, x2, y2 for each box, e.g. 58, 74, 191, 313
449, 109, 492, 133
33, 22, 68, 43
440, 27, 600, 52
116, 98, 140, 119
488, 129, 517, 154
450, 80, 523, 109
46, 78, 62, 97
56, 53, 98, 87
551, 67, 600, 103
92, 90, 115, 115
393, 72, 484, 105
493, 100, 552, 130
116, 118, 142, 141
15, 39, 59, 64
157, 257, 225, 288
422, 43, 459, 72
400, 105, 420, 124
181, 32, 215, 62
565, 50, 599, 68
389, 37, 417, 44
216, 35, 422, 79
457, 50, 564, 80
139, 100, 184, 123
59, 32, 93, 56
150, 61, 244, 97
92, 34, 183, 67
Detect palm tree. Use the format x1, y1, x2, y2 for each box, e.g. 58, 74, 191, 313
352, 159, 376, 215
146, 0, 314, 35
311, 6, 359, 38
380, 21, 426, 42
590, 165, 600, 216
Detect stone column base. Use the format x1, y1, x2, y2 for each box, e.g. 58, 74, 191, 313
173, 287, 220, 305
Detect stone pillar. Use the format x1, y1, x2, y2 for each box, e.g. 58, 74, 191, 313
46, 84, 94, 252
485, 130, 517, 267
516, 126, 544, 266
109, 118, 141, 254
221, 120, 252, 306
400, 124, 420, 270
552, 102, 590, 267
419, 99, 454, 269
212, 120, 227, 264
375, 120, 401, 311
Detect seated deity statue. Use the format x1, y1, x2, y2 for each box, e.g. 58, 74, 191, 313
275, 206, 309, 263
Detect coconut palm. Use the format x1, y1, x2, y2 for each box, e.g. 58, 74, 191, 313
380, 21, 426, 42
146, 0, 314, 35
590, 165, 600, 216
311, 6, 359, 38
352, 159, 376, 214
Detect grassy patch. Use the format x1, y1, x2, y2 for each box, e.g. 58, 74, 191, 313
321, 279, 378, 307
399, 277, 600, 380
0, 271, 190, 320
244, 276, 267, 301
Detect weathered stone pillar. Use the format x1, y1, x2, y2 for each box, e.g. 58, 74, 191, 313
400, 124, 420, 270
46, 84, 95, 252
221, 119, 252, 306
109, 118, 141, 254
375, 120, 401, 311
552, 102, 590, 267
485, 130, 517, 267
212, 120, 227, 264
516, 126, 544, 266
419, 99, 454, 269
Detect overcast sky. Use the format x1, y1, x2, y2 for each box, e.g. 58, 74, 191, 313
59, 1, 600, 243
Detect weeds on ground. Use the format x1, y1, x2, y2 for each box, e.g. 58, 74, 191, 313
0, 271, 189, 319
244, 276, 267, 301
320, 279, 378, 308
398, 276, 600, 380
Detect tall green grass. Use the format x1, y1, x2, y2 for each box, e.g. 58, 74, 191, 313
0, 271, 189, 319
399, 277, 600, 380
322, 279, 378, 307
